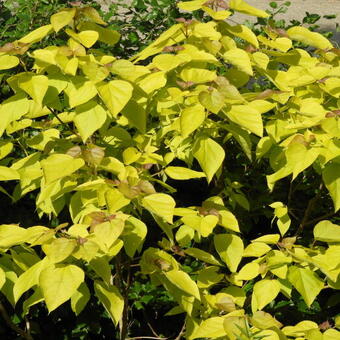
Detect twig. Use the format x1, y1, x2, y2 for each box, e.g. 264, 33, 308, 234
304, 211, 335, 226
296, 183, 323, 235
120, 258, 132, 340
0, 301, 33, 340
174, 322, 186, 340
143, 309, 161, 338
127, 337, 168, 340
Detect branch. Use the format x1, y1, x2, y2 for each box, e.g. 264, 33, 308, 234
0, 302, 33, 340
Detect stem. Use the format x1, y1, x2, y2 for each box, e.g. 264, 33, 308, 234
48, 108, 81, 139
0, 301, 33, 340
174, 322, 186, 340
296, 183, 323, 235
127, 337, 168, 340
120, 259, 131, 340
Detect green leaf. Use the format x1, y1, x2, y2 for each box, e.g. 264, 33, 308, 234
22, 289, 44, 316
97, 80, 133, 117
251, 279, 281, 312
74, 101, 107, 142
142, 193, 176, 224
41, 154, 85, 184
71, 282, 90, 316
287, 266, 324, 307
214, 234, 244, 272
165, 166, 206, 180
164, 270, 200, 300
313, 220, 340, 243
193, 137, 225, 183
39, 264, 85, 312
94, 281, 124, 326
322, 162, 340, 212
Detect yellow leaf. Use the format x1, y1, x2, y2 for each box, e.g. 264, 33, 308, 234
67, 80, 97, 108
152, 54, 184, 71
42, 238, 77, 263
18, 75, 49, 105
97, 80, 133, 117
243, 242, 271, 257
51, 8, 76, 32
94, 281, 124, 326
41, 154, 85, 184
314, 220, 340, 242
287, 26, 333, 50
177, 0, 206, 11
236, 262, 259, 280
252, 279, 280, 312
19, 25, 53, 44
180, 103, 206, 137
142, 193, 176, 224
193, 137, 225, 183
223, 48, 253, 76
165, 166, 206, 180
0, 55, 19, 70
138, 71, 167, 94
192, 317, 226, 339
13, 258, 49, 303
165, 270, 200, 300
229, 0, 269, 18
224, 105, 263, 137
192, 22, 221, 40
287, 266, 324, 307
0, 167, 20, 181
74, 101, 107, 142
79, 22, 120, 45
214, 234, 244, 272
65, 29, 99, 48
180, 68, 217, 83
64, 57, 79, 76
71, 282, 90, 316
202, 7, 232, 20
39, 264, 84, 312
224, 23, 259, 48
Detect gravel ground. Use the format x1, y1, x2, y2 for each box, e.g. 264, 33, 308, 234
96, 0, 340, 44
231, 0, 340, 44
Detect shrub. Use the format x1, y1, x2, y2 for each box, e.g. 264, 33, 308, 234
0, 0, 339, 339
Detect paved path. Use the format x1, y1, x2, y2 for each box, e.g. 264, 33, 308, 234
97, 0, 340, 44
231, 0, 340, 44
